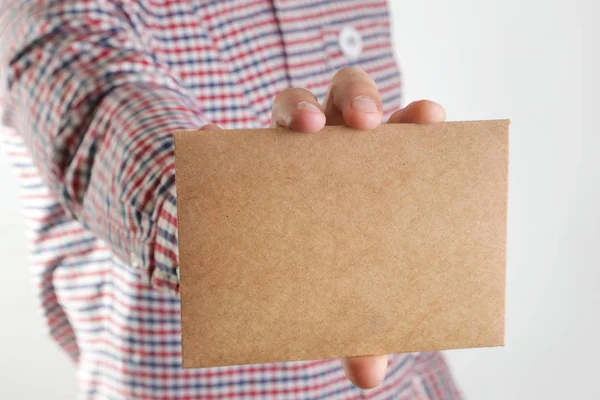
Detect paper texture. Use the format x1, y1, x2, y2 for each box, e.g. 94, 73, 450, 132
174, 120, 509, 368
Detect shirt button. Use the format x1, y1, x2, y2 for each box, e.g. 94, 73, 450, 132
130, 252, 141, 269
339, 26, 363, 60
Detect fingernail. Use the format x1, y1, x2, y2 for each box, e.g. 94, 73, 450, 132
296, 101, 321, 113
275, 111, 293, 127
352, 96, 379, 113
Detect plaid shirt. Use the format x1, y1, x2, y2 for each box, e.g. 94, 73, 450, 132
0, 1, 461, 398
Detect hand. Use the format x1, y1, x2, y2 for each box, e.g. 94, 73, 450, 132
202, 66, 446, 389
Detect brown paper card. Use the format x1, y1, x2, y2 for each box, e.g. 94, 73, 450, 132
174, 120, 509, 368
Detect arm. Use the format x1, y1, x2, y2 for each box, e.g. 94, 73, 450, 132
1, 2, 446, 389
0, 1, 206, 293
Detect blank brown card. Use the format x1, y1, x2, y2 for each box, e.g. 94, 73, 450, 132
174, 120, 509, 368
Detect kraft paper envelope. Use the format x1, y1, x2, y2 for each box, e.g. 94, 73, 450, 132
174, 120, 509, 368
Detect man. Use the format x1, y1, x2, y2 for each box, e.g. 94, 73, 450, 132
0, 1, 460, 398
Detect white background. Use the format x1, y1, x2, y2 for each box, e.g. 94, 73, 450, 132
0, 0, 597, 399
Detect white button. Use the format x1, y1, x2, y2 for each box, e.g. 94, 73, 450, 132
339, 26, 362, 60
129, 252, 141, 269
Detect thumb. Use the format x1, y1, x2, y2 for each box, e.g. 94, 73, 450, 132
341, 354, 389, 389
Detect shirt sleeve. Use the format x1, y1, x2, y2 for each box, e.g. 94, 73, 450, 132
0, 1, 206, 294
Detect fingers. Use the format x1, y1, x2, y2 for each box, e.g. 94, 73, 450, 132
199, 124, 222, 131
271, 75, 444, 135
323, 67, 383, 130
271, 88, 327, 133
341, 355, 388, 389
387, 100, 446, 124
271, 67, 383, 132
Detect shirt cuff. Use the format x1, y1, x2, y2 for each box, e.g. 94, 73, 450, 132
142, 181, 180, 293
